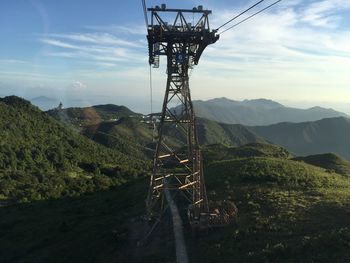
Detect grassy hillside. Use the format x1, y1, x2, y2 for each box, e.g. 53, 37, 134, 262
0, 96, 149, 204
294, 153, 350, 177
197, 118, 265, 146
47, 104, 139, 127
1, 143, 350, 262
80, 116, 265, 158
202, 142, 292, 163
194, 144, 350, 262
84, 117, 156, 159
249, 117, 350, 160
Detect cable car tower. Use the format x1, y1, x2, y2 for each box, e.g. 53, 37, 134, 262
145, 4, 219, 228
142, 1, 283, 235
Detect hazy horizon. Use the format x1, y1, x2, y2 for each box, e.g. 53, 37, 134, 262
6, 92, 349, 116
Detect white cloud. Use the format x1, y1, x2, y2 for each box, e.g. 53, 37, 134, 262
4, 0, 349, 108
40, 38, 77, 49
71, 81, 87, 91
0, 59, 27, 64
301, 0, 350, 28
40, 35, 144, 64
49, 32, 142, 48
183, 0, 350, 103
86, 25, 146, 35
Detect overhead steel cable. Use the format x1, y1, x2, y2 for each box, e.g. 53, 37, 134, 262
149, 65, 155, 120
142, 0, 149, 30
141, 0, 155, 138
220, 0, 282, 34
216, 0, 265, 31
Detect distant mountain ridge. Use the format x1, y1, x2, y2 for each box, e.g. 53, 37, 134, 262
190, 97, 348, 125
249, 117, 350, 159
48, 101, 350, 160
205, 97, 284, 109
30, 96, 60, 110
31, 96, 57, 103
48, 110, 265, 158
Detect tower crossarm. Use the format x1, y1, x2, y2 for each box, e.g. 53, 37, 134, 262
147, 5, 219, 67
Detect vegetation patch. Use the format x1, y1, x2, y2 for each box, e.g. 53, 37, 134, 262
0, 96, 150, 204
191, 144, 350, 262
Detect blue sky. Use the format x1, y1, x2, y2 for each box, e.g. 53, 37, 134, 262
0, 0, 350, 113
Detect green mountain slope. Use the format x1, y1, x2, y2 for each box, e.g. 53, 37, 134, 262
56, 103, 350, 162
1, 143, 350, 262
0, 96, 148, 204
294, 153, 350, 176
48, 104, 265, 156
47, 104, 139, 127
203, 142, 292, 163
189, 97, 348, 125
249, 117, 350, 159
4, 98, 349, 261
84, 117, 156, 159
197, 118, 265, 146
196, 144, 350, 262
82, 116, 265, 158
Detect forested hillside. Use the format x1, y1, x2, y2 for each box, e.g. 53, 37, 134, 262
2, 143, 350, 262
0, 96, 149, 204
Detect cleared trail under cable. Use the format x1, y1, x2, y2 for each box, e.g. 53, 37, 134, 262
164, 184, 189, 263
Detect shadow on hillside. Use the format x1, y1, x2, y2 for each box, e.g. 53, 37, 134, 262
0, 178, 170, 263
2, 175, 350, 263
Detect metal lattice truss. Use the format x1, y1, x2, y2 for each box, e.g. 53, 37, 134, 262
146, 5, 219, 226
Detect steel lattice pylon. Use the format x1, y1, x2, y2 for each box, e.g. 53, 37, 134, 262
145, 5, 219, 228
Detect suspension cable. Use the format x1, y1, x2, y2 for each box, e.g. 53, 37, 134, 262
141, 0, 155, 139
142, 0, 151, 115
220, 0, 282, 35
149, 65, 153, 115
216, 0, 265, 31
149, 65, 157, 141
142, 0, 149, 30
